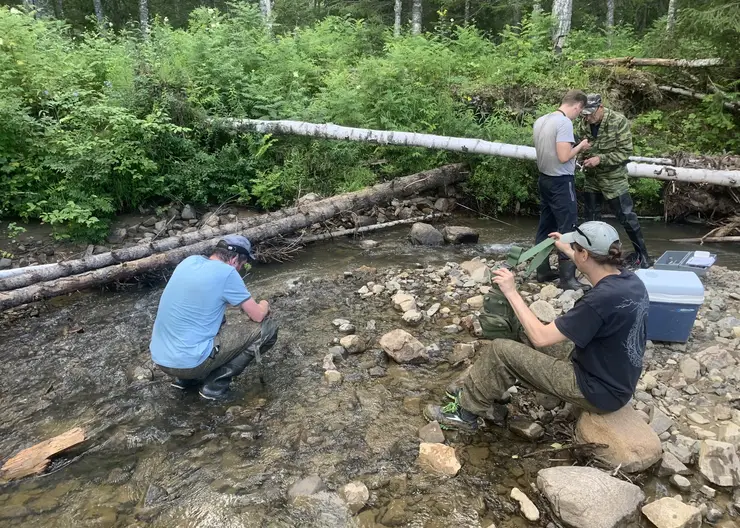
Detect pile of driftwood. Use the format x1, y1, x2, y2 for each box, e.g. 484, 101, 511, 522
672, 215, 740, 244
0, 165, 467, 311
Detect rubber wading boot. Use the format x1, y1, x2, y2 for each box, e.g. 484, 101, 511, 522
583, 192, 603, 222
199, 319, 279, 401
557, 260, 585, 291
608, 194, 651, 269
170, 378, 200, 390
536, 258, 558, 283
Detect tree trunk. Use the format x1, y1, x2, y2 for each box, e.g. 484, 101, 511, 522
55, 0, 63, 18
394, 0, 402, 36
464, 0, 470, 25
139, 0, 149, 36
411, 0, 422, 35
259, 0, 273, 35
658, 85, 739, 113
583, 57, 723, 68
670, 236, 740, 243
667, 0, 677, 32
216, 119, 740, 187
93, 0, 104, 27
606, 0, 615, 29
551, 0, 572, 52
296, 214, 442, 244
0, 165, 468, 310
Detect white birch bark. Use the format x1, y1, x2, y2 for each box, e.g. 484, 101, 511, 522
464, 0, 470, 25
606, 0, 615, 29
394, 0, 402, 37
139, 0, 149, 36
92, 0, 104, 27
551, 0, 572, 52
260, 0, 273, 35
411, 0, 422, 35
55, 0, 64, 18
217, 119, 740, 187
667, 0, 677, 32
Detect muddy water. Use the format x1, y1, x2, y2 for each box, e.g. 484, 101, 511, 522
0, 217, 737, 527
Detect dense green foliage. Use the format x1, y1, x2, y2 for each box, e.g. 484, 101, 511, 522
0, 3, 738, 239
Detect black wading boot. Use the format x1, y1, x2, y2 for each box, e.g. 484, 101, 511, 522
171, 378, 200, 390
558, 260, 586, 291
583, 192, 603, 222
536, 258, 558, 283
608, 194, 651, 269
199, 319, 279, 401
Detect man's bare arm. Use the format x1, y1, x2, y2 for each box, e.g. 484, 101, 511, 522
241, 298, 270, 322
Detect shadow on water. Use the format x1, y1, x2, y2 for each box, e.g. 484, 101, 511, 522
0, 215, 737, 527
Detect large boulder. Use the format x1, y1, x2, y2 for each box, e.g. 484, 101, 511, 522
575, 406, 662, 473
418, 442, 460, 476
694, 345, 737, 371
641, 497, 701, 528
409, 223, 444, 246
698, 440, 740, 487
379, 330, 428, 364
441, 226, 479, 244
537, 466, 644, 528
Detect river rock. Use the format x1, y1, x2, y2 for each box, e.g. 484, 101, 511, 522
680, 357, 701, 382
650, 407, 675, 435
323, 353, 337, 371
392, 292, 417, 312
470, 266, 491, 284
537, 466, 644, 528
658, 452, 691, 477
181, 204, 196, 220
379, 330, 428, 364
359, 239, 378, 250
340, 335, 365, 354
509, 418, 544, 440
338, 323, 356, 334
203, 213, 220, 227
575, 406, 662, 473
402, 310, 423, 325
641, 497, 701, 528
449, 343, 475, 364
324, 370, 342, 384
510, 488, 539, 522
694, 345, 736, 371
718, 422, 740, 448
698, 440, 740, 486
418, 442, 460, 476
427, 303, 441, 317
107, 228, 127, 244
289, 475, 325, 498
529, 300, 557, 323
670, 474, 691, 491
466, 295, 484, 310
539, 284, 562, 301
441, 226, 479, 244
434, 197, 453, 212
339, 481, 369, 514
418, 421, 445, 443
409, 223, 444, 246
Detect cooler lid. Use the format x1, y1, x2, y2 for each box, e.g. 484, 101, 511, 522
635, 269, 705, 305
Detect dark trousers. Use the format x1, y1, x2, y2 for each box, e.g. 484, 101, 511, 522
535, 174, 578, 260
584, 191, 649, 257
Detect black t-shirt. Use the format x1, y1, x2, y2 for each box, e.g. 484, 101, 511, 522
590, 123, 601, 138
554, 270, 649, 412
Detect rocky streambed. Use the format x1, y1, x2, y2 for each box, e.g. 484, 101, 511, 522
1, 223, 739, 528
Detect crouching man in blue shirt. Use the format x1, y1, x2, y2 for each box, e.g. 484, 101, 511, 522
150, 235, 278, 400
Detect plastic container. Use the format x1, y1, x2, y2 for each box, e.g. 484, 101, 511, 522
635, 269, 705, 343
654, 250, 716, 277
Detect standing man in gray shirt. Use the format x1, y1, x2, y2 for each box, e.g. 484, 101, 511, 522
533, 90, 591, 290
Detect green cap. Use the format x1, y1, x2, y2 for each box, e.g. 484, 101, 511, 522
560, 221, 620, 256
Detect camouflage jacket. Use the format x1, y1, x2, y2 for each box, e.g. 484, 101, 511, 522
576, 108, 633, 174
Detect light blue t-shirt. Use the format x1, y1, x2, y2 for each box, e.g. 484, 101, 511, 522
150, 256, 251, 369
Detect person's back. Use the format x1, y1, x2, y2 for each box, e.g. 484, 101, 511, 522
150, 255, 250, 369
533, 112, 577, 177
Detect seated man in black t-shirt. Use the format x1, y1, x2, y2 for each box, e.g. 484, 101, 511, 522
424, 221, 650, 432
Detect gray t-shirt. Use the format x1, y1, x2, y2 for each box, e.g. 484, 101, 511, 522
533, 112, 576, 176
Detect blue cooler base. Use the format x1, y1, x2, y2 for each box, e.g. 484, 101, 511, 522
646, 301, 700, 343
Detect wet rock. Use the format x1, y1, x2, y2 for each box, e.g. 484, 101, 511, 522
537, 466, 644, 528
509, 418, 544, 440
409, 223, 444, 246
368, 366, 386, 377
340, 335, 365, 354
418, 442, 461, 476
107, 228, 127, 244
698, 440, 740, 486
510, 488, 539, 522
704, 507, 723, 524
329, 345, 347, 361
288, 476, 325, 498
466, 295, 484, 310
144, 484, 168, 506
181, 205, 196, 220
694, 345, 737, 371
699, 485, 716, 498
324, 370, 342, 384
442, 226, 479, 244
434, 197, 453, 212
658, 452, 691, 477
332, 318, 350, 328
380, 498, 408, 526
338, 323, 356, 334
402, 310, 423, 325
339, 481, 369, 514
575, 406, 662, 473
529, 300, 556, 323
536, 393, 561, 411
379, 329, 428, 364
323, 353, 337, 371
417, 421, 445, 444
680, 357, 701, 382
641, 497, 701, 528
670, 474, 692, 492
359, 239, 378, 250
449, 343, 475, 364
391, 292, 417, 312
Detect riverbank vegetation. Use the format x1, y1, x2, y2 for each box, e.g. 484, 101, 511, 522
0, 2, 738, 240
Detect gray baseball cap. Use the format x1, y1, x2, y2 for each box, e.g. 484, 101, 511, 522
581, 94, 602, 115
559, 221, 620, 256
220, 234, 255, 259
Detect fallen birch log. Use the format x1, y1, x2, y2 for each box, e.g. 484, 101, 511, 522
1, 427, 85, 481
217, 119, 740, 187
583, 57, 724, 68
669, 236, 740, 244
658, 85, 739, 113
295, 214, 443, 244
0, 164, 466, 310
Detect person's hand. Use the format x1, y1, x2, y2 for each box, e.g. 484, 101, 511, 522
492, 268, 517, 297
583, 156, 601, 168
578, 138, 591, 151
549, 232, 575, 260
259, 300, 270, 315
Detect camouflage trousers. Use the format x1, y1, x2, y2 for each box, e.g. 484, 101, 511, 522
583, 167, 630, 200
459, 339, 602, 415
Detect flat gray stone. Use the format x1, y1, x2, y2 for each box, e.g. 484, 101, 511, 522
288, 476, 325, 498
